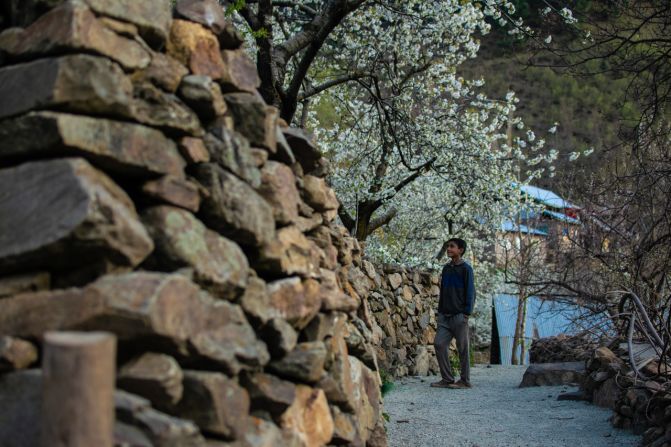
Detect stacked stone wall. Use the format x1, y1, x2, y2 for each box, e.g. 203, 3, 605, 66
0, 1, 386, 446
350, 262, 490, 379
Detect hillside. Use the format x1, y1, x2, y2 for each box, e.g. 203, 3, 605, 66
459, 16, 635, 201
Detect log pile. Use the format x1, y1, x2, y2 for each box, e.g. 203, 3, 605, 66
579, 343, 671, 446
0, 1, 386, 445
529, 333, 599, 364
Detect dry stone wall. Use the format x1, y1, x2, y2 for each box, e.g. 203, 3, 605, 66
365, 264, 441, 378
0, 1, 386, 446
351, 262, 491, 379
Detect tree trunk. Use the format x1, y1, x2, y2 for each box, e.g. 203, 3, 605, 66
511, 293, 527, 365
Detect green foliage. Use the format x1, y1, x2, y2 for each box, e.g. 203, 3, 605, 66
379, 369, 394, 397
449, 345, 476, 376
224, 0, 246, 17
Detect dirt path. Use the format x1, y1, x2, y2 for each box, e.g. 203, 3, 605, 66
383, 365, 640, 447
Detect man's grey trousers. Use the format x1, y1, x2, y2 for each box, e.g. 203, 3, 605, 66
433, 313, 470, 383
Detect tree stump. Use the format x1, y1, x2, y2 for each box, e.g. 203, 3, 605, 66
41, 331, 116, 447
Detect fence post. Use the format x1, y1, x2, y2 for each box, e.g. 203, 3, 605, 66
41, 331, 116, 447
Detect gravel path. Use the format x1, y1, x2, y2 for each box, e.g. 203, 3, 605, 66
384, 365, 641, 447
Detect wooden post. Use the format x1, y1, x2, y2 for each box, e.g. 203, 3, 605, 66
41, 331, 116, 447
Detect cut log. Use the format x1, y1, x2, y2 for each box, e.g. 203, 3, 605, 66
41, 331, 117, 447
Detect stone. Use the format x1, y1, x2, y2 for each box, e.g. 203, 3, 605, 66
175, 0, 243, 49
296, 214, 323, 233
8, 3, 151, 70
134, 52, 189, 93
519, 362, 586, 387
237, 417, 285, 447
192, 163, 275, 247
282, 128, 322, 174
268, 342, 327, 383
388, 273, 403, 290
330, 405, 360, 445
348, 356, 382, 443
0, 111, 185, 177
204, 123, 261, 187
0, 27, 23, 56
367, 420, 388, 447
143, 206, 249, 299
303, 313, 338, 343
83, 0, 172, 48
179, 137, 211, 163
100, 16, 138, 37
0, 369, 42, 447
0, 272, 269, 374
317, 269, 359, 312
348, 266, 371, 299
302, 175, 338, 212
265, 277, 321, 330
116, 390, 207, 447
412, 346, 431, 376
257, 161, 300, 225
168, 19, 227, 79
239, 277, 272, 324
242, 372, 296, 416
0, 158, 153, 275
593, 377, 622, 409
317, 316, 356, 411
0, 54, 132, 120
260, 318, 298, 359
250, 148, 269, 167
223, 93, 277, 151
3, 0, 65, 28
257, 226, 320, 278
142, 176, 201, 212
219, 49, 262, 93
115, 422, 154, 447
179, 75, 227, 121
362, 260, 377, 279
0, 337, 38, 372
118, 353, 184, 409
131, 82, 203, 136
0, 272, 50, 297
279, 386, 334, 447
274, 127, 296, 164
176, 371, 250, 440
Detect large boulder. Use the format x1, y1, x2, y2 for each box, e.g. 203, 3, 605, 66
142, 206, 249, 300
279, 385, 334, 447
167, 19, 226, 80
0, 158, 153, 275
118, 353, 184, 410
519, 362, 586, 387
0, 112, 185, 177
174, 371, 250, 440
0, 54, 132, 120
174, 0, 242, 49
0, 272, 269, 374
82, 0, 172, 48
7, 2, 151, 70
223, 93, 277, 151
191, 163, 275, 247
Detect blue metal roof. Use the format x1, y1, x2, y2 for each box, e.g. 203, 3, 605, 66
517, 184, 580, 210
501, 220, 549, 236
493, 294, 612, 365
542, 209, 581, 225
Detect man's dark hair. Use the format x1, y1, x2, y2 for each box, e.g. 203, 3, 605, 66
447, 238, 467, 255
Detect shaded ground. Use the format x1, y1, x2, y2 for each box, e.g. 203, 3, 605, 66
384, 365, 640, 447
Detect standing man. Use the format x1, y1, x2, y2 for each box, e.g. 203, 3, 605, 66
431, 238, 475, 389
